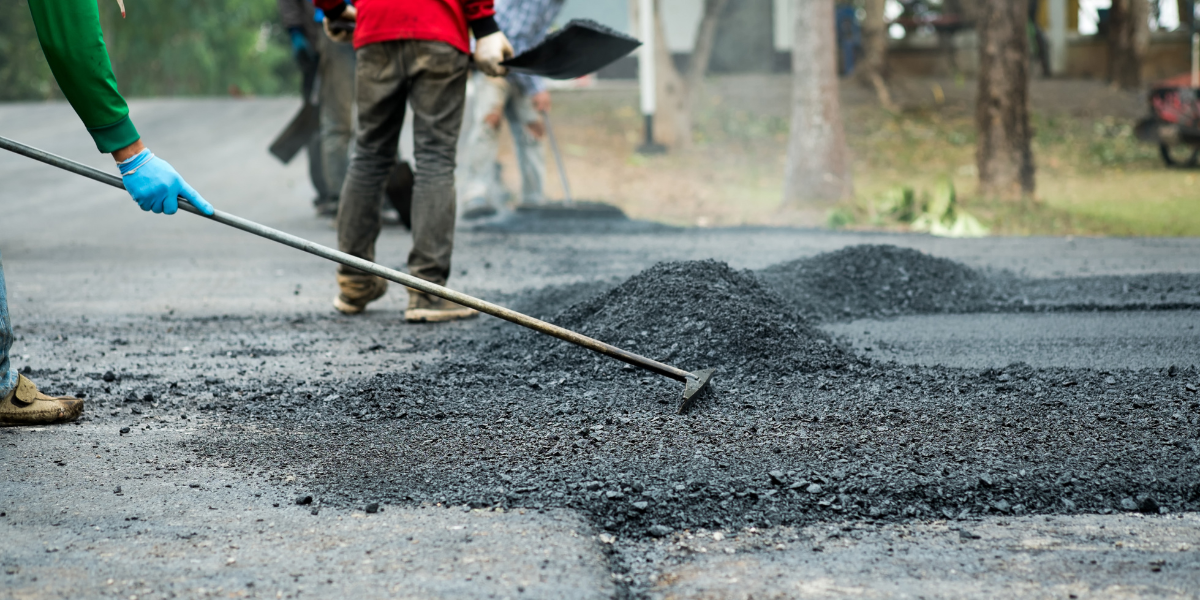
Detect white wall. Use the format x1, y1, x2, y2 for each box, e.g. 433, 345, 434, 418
557, 0, 632, 34
659, 0, 704, 51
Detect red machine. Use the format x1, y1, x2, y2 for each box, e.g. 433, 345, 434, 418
1136, 72, 1200, 167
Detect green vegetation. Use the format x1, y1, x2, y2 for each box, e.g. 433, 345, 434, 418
835, 105, 1200, 237
1, 0, 295, 101
542, 84, 1198, 236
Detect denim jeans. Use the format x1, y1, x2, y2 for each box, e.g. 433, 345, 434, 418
457, 72, 546, 207
337, 40, 469, 287
0, 251, 17, 398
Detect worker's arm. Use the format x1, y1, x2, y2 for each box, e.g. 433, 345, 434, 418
463, 0, 499, 36
26, 0, 213, 215
27, 0, 137, 154
465, 0, 511, 76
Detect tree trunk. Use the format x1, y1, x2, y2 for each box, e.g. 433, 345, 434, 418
976, 0, 1035, 199
675, 0, 732, 150
652, 3, 686, 146
944, 0, 982, 23
858, 0, 897, 110
784, 0, 853, 203
1109, 0, 1150, 89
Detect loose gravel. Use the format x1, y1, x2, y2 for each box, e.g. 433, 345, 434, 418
178, 247, 1200, 540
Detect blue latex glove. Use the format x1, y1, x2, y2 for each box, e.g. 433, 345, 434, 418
289, 27, 315, 61
118, 149, 214, 216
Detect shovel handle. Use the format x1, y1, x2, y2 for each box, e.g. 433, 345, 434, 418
0, 135, 696, 384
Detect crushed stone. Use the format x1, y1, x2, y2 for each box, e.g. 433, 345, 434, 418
758, 245, 996, 322
180, 249, 1200, 539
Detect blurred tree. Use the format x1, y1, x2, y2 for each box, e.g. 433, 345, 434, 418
1108, 0, 1149, 89
0, 0, 294, 101
648, 0, 730, 150
943, 0, 981, 23
858, 0, 897, 111
784, 0, 853, 203
1178, 1, 1195, 30
0, 0, 57, 101
976, 0, 1035, 199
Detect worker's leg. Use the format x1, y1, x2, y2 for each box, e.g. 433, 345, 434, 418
0, 252, 82, 425
456, 72, 507, 216
400, 40, 477, 322
332, 40, 409, 314
505, 90, 547, 205
404, 40, 469, 287
318, 33, 357, 209
299, 49, 331, 206
0, 253, 15, 400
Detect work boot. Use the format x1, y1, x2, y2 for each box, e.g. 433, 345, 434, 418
333, 274, 388, 315
0, 375, 83, 427
405, 291, 479, 323
313, 196, 339, 218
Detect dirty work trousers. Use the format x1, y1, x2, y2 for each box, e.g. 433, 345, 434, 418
457, 71, 546, 207
318, 33, 356, 202
296, 47, 331, 200
0, 252, 16, 399
337, 40, 468, 287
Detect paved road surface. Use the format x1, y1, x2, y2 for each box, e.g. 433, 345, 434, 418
2, 99, 1198, 599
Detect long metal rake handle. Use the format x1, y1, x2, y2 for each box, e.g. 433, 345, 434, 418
0, 135, 697, 385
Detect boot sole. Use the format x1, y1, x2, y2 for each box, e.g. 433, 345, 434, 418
332, 283, 388, 315
333, 296, 366, 315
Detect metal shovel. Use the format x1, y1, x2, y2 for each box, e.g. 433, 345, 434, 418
0, 136, 714, 413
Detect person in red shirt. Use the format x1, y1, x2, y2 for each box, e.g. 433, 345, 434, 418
314, 0, 512, 321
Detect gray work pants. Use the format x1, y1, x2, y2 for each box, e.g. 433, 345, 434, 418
457, 72, 546, 206
318, 33, 356, 200
336, 40, 468, 287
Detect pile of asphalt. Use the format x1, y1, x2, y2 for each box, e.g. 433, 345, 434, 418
758, 244, 996, 322
757, 244, 1200, 322
475, 260, 848, 384
186, 249, 1200, 538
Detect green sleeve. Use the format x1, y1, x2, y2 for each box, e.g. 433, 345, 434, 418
27, 0, 140, 153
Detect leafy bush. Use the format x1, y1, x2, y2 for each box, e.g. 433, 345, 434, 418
2, 0, 296, 100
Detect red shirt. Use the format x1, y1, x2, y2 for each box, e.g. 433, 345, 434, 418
314, 0, 497, 53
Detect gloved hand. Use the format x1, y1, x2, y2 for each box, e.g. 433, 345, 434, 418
473, 31, 513, 77
324, 17, 354, 44
118, 149, 214, 216
289, 27, 316, 64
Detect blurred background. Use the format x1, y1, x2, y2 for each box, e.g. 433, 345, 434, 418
3, 0, 1198, 236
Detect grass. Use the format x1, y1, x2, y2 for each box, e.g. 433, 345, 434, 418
837, 106, 1200, 237
501, 81, 1199, 237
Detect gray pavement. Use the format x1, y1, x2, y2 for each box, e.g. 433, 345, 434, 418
824, 311, 1200, 370
3, 99, 1200, 599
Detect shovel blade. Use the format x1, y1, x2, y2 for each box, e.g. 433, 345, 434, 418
501, 19, 641, 80
678, 368, 715, 414
268, 102, 319, 164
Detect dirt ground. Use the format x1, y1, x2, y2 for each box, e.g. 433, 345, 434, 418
2, 99, 1200, 600
509, 75, 1196, 236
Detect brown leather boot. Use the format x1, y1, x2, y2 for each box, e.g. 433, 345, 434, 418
405, 291, 479, 323
0, 375, 83, 426
333, 274, 388, 315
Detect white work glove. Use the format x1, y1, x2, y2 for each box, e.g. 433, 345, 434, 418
473, 31, 514, 77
